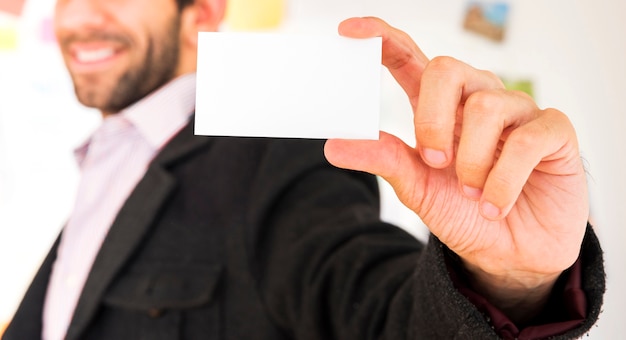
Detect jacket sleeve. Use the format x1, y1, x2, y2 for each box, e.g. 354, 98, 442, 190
248, 141, 605, 340
447, 223, 605, 339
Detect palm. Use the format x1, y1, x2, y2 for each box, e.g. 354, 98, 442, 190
409, 155, 586, 273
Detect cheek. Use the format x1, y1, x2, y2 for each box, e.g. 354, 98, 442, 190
52, 9, 69, 45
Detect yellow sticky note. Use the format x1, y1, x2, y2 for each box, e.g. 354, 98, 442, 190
225, 0, 284, 31
0, 25, 18, 50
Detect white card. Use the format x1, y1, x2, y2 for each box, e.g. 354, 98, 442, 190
194, 32, 382, 140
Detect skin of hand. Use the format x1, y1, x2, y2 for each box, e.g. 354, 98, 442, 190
324, 17, 589, 324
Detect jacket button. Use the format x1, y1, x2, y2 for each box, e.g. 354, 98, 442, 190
148, 308, 164, 318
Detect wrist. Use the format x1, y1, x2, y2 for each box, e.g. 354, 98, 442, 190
461, 260, 561, 325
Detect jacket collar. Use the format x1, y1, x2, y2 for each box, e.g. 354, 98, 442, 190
65, 118, 212, 340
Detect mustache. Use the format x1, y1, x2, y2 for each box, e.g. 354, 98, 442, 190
59, 30, 132, 48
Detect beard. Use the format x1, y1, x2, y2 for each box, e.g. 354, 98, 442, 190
63, 15, 182, 114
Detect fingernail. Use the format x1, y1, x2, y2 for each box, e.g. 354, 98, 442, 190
423, 148, 447, 166
462, 185, 482, 199
481, 201, 501, 219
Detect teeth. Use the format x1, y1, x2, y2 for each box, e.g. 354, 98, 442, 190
75, 48, 115, 63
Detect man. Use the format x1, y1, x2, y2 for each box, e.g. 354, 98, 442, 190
3, 0, 605, 339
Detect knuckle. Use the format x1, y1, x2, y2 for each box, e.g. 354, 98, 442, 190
464, 90, 505, 117
509, 89, 534, 102
479, 69, 505, 88
424, 56, 463, 82
507, 125, 543, 149
543, 108, 572, 128
387, 134, 408, 169
428, 55, 460, 71
511, 109, 566, 144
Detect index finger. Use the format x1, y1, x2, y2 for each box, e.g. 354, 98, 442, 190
338, 17, 429, 109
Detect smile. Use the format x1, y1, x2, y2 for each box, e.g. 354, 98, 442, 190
75, 48, 116, 64
65, 43, 125, 74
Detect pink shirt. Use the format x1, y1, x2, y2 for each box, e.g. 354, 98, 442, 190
42, 74, 197, 340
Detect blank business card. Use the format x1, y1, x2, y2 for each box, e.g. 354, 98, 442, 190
194, 32, 382, 140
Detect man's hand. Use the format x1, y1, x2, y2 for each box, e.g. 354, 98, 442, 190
324, 17, 589, 324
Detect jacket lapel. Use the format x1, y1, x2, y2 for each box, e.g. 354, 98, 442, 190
65, 120, 212, 340
2, 236, 61, 340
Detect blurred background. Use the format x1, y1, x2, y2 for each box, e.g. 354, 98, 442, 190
1, 0, 624, 337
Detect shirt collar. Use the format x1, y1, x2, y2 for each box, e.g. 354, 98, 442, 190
75, 73, 196, 165
123, 72, 196, 149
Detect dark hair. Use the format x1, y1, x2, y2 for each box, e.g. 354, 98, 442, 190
176, 0, 194, 10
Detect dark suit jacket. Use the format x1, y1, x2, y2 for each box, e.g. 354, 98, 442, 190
4, 120, 605, 339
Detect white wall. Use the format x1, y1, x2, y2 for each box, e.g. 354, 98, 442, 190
1, 0, 624, 337
0, 0, 100, 328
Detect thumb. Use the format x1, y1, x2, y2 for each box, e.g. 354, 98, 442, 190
324, 131, 426, 189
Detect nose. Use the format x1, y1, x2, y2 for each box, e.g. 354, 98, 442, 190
54, 0, 109, 35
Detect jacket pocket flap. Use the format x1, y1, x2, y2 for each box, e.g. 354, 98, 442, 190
103, 263, 222, 311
